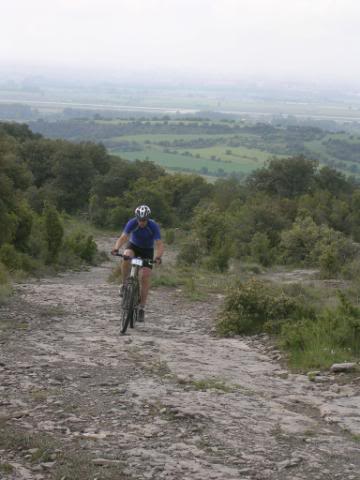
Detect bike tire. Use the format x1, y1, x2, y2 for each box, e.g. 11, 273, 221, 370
130, 282, 140, 328
121, 280, 136, 334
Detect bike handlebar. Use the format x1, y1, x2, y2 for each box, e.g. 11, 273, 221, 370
112, 252, 133, 260
111, 251, 158, 265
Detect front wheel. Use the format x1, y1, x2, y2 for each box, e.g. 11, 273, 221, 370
129, 282, 140, 329
121, 280, 136, 334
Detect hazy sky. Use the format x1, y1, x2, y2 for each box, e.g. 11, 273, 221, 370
1, 0, 360, 84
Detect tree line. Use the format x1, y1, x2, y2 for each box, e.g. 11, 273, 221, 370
1, 121, 360, 283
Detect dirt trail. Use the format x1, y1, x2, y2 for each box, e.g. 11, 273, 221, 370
1, 242, 360, 480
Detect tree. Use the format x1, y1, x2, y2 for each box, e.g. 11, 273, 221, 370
315, 166, 352, 196
230, 193, 294, 258
13, 200, 33, 251
43, 203, 63, 264
80, 142, 110, 175
20, 138, 57, 187
247, 156, 318, 198
52, 143, 96, 212
90, 159, 138, 201
155, 174, 213, 220
213, 177, 244, 210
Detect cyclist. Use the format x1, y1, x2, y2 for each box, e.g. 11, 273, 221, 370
111, 205, 164, 322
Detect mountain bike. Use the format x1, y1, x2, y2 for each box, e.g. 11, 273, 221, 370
113, 253, 154, 334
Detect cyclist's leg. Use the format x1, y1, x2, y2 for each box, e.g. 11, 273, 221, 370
122, 245, 135, 284
139, 266, 152, 307
137, 246, 154, 308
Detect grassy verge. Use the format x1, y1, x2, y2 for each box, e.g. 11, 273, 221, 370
0, 283, 12, 306
0, 422, 129, 480
216, 278, 360, 371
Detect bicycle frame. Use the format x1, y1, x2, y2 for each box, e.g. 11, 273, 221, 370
113, 253, 153, 334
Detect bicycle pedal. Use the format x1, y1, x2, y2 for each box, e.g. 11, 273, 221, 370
137, 308, 145, 322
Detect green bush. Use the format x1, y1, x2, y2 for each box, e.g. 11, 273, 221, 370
250, 232, 275, 267
107, 205, 131, 229
62, 231, 98, 265
204, 247, 230, 273
217, 279, 302, 336
0, 244, 39, 274
0, 210, 18, 246
280, 214, 359, 276
177, 235, 204, 266
341, 257, 360, 280
318, 245, 340, 278
27, 214, 47, 261
0, 261, 7, 282
151, 264, 183, 288
0, 244, 23, 271
13, 200, 33, 251
43, 203, 64, 264
191, 204, 228, 254
164, 228, 176, 245
280, 215, 322, 265
280, 292, 360, 369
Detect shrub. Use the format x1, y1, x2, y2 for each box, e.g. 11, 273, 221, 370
0, 261, 8, 285
0, 244, 38, 274
177, 235, 204, 266
341, 257, 360, 280
0, 244, 23, 271
27, 214, 47, 260
216, 279, 302, 336
107, 205, 131, 229
61, 231, 98, 265
164, 228, 175, 245
280, 214, 359, 276
280, 292, 360, 369
43, 203, 64, 264
0, 261, 12, 305
250, 232, 274, 267
280, 215, 322, 265
204, 247, 230, 273
13, 200, 33, 251
318, 245, 340, 278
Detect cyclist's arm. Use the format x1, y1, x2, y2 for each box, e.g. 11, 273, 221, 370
112, 232, 129, 253
154, 239, 164, 262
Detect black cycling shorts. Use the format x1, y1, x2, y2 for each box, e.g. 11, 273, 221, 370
126, 242, 154, 269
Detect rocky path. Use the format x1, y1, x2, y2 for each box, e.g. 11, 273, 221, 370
1, 250, 360, 480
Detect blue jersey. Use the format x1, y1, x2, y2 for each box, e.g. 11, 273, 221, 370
124, 218, 161, 249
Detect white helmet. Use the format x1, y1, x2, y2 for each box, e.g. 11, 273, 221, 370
135, 205, 151, 220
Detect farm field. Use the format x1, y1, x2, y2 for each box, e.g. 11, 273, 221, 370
101, 119, 360, 178
111, 146, 265, 175
26, 116, 360, 179
106, 124, 282, 176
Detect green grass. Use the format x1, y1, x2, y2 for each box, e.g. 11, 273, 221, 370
151, 265, 184, 288
0, 423, 129, 480
188, 377, 235, 392
112, 147, 259, 175
107, 127, 295, 177
0, 283, 12, 306
0, 463, 14, 474
112, 147, 231, 171
106, 120, 360, 179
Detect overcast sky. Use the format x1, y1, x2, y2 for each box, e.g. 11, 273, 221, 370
1, 0, 360, 85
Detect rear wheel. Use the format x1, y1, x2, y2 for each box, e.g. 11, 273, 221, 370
121, 280, 136, 334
